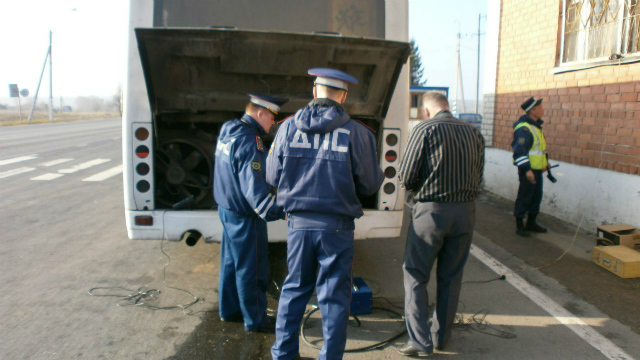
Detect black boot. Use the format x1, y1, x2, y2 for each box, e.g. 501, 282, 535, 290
516, 217, 530, 237
526, 214, 547, 233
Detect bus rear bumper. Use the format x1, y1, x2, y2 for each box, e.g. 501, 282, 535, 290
355, 210, 404, 239
125, 209, 404, 242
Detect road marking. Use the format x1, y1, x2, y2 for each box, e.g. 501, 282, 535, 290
0, 155, 37, 166
58, 159, 111, 174
82, 165, 123, 182
40, 158, 73, 167
0, 167, 36, 179
31, 173, 64, 181
470, 244, 634, 360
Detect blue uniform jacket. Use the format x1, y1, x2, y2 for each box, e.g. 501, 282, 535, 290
214, 114, 284, 221
266, 98, 384, 219
511, 115, 544, 172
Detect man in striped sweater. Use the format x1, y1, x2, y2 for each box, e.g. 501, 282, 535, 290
396, 91, 485, 357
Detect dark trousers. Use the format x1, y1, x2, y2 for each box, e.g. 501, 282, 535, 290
218, 207, 269, 331
403, 201, 476, 351
513, 169, 543, 219
272, 213, 355, 360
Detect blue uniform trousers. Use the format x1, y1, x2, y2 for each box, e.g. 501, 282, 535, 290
271, 213, 355, 360
403, 201, 475, 352
218, 207, 269, 331
514, 169, 543, 218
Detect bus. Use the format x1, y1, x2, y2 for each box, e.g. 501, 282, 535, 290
123, 0, 411, 243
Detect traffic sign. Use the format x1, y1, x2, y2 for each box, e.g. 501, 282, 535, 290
9, 84, 19, 97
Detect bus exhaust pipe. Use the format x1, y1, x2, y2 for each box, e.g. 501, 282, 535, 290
183, 231, 202, 247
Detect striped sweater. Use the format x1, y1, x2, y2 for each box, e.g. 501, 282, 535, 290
398, 110, 485, 202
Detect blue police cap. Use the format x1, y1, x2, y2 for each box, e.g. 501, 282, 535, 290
521, 96, 543, 112
248, 93, 289, 114
308, 68, 358, 91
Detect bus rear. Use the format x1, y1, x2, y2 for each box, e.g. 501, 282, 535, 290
123, 0, 410, 242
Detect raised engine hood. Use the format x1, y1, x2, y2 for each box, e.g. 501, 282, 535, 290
136, 28, 410, 120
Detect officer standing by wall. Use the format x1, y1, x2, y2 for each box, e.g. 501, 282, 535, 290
213, 93, 287, 333
267, 68, 384, 360
512, 97, 550, 237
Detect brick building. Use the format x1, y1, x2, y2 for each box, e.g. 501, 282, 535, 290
482, 0, 640, 229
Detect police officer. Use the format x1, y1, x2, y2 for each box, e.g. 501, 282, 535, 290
512, 96, 551, 237
213, 93, 287, 333
267, 68, 384, 360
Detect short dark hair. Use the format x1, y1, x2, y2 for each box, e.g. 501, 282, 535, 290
421, 91, 449, 108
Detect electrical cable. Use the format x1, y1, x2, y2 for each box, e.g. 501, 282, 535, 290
452, 302, 516, 340
463, 274, 507, 284
300, 305, 407, 353
88, 239, 202, 314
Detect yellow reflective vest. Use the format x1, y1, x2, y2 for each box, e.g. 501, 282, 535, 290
513, 122, 547, 170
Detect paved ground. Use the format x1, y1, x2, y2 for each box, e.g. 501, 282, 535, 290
1, 119, 639, 360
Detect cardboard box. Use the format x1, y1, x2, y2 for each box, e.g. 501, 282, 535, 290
592, 246, 640, 278
596, 224, 640, 250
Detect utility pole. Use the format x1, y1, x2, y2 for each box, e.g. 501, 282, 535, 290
28, 31, 53, 122
475, 14, 486, 115
454, 31, 466, 115
49, 30, 53, 120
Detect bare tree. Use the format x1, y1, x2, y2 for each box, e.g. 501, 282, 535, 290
113, 83, 123, 117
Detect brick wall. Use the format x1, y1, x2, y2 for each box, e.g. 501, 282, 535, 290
494, 0, 640, 175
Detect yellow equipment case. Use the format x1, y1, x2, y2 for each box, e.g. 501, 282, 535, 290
592, 245, 640, 279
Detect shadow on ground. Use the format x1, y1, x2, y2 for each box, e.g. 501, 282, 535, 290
167, 243, 288, 360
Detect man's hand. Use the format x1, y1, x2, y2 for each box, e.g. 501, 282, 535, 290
526, 170, 536, 184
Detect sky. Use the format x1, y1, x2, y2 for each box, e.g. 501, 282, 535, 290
0, 0, 129, 99
0, 0, 487, 105
409, 0, 488, 110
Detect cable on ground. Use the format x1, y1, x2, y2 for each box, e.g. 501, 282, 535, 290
88, 239, 202, 314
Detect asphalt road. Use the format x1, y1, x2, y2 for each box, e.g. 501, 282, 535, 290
1, 119, 639, 360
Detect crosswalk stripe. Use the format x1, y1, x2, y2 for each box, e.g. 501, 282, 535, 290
58, 159, 111, 174
40, 158, 73, 167
82, 165, 123, 182
0, 155, 37, 166
31, 173, 65, 181
0, 167, 36, 179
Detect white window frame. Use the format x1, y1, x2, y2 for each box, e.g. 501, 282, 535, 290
556, 0, 640, 72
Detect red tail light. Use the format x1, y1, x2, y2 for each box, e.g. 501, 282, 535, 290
385, 150, 397, 162
135, 216, 153, 226
136, 145, 149, 158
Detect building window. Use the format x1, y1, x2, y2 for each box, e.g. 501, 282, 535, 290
411, 94, 419, 108
561, 0, 640, 64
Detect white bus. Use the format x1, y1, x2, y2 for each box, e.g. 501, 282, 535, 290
123, 0, 410, 244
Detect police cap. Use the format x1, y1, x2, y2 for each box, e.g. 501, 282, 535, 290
248, 93, 289, 114
521, 96, 543, 112
308, 67, 358, 91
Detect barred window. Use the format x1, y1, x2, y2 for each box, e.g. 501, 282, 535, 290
561, 0, 640, 64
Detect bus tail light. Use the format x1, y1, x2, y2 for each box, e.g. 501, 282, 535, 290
135, 216, 153, 226
135, 127, 149, 141
132, 123, 154, 210
378, 129, 401, 210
